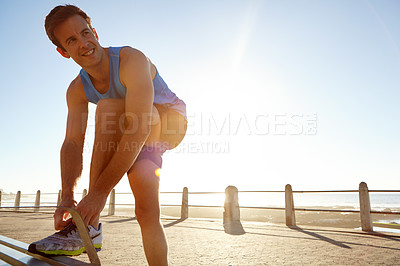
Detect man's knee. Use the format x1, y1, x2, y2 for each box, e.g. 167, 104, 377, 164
135, 206, 160, 227
95, 100, 161, 137
96, 98, 125, 114
151, 105, 160, 125
95, 99, 125, 135
96, 100, 160, 124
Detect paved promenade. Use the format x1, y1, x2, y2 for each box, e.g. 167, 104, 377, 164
0, 212, 400, 265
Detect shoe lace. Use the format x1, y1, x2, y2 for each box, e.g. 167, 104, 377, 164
56, 223, 77, 237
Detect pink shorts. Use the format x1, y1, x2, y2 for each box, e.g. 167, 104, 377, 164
135, 105, 187, 168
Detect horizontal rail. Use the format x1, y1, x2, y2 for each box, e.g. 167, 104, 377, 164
292, 190, 400, 193
188, 205, 224, 208
187, 192, 224, 194
0, 210, 54, 214
5, 189, 399, 196
0, 206, 56, 209
114, 191, 225, 195
370, 210, 400, 215
2, 185, 400, 234
17, 192, 86, 195
295, 208, 361, 213
293, 190, 359, 193
5, 189, 400, 195
3, 204, 397, 216
293, 208, 400, 215
369, 190, 400, 193
238, 191, 285, 193
240, 206, 286, 210
1, 203, 59, 206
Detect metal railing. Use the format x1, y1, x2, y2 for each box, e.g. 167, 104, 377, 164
1, 182, 399, 232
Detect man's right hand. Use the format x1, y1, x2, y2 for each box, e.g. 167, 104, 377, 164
54, 199, 77, 230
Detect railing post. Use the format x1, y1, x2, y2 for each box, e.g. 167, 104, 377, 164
359, 182, 373, 232
0, 190, 2, 207
82, 189, 88, 199
14, 191, 21, 211
285, 184, 296, 226
223, 186, 240, 224
108, 189, 115, 216
57, 190, 62, 206
181, 187, 188, 219
34, 190, 40, 212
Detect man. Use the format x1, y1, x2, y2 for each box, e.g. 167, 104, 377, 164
28, 5, 187, 265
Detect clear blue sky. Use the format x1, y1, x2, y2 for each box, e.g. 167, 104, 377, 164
0, 0, 399, 194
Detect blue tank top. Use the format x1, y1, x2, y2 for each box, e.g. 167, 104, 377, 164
79, 46, 187, 120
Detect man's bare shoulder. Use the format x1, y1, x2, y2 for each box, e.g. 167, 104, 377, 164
120, 46, 146, 59
119, 46, 149, 68
66, 75, 88, 107
119, 46, 152, 88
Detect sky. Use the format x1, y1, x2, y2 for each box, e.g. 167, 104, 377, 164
0, 0, 399, 195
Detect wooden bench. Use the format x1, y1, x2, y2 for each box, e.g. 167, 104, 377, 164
0, 206, 101, 265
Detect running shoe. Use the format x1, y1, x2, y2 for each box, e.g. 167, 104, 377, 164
28, 222, 103, 256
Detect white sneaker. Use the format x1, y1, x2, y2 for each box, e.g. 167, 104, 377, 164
28, 222, 103, 256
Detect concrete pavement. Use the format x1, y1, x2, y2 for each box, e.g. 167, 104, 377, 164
1, 212, 399, 265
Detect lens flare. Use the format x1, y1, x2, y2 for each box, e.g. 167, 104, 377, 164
155, 168, 162, 177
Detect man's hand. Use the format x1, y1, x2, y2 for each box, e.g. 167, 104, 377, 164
54, 199, 77, 230
76, 192, 107, 226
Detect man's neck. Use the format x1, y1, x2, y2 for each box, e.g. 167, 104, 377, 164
83, 47, 110, 85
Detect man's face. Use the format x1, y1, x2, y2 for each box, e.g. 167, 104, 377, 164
54, 15, 102, 68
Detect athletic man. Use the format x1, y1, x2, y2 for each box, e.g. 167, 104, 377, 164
28, 5, 187, 265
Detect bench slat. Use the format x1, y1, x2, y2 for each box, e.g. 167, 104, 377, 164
0, 206, 100, 265
0, 235, 90, 265
0, 244, 30, 266
0, 235, 66, 266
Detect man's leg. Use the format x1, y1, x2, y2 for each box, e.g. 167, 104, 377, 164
88, 98, 162, 228
128, 160, 168, 266
90, 98, 167, 264
127, 105, 168, 266
88, 99, 125, 229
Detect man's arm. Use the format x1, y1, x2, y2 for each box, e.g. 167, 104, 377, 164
55, 78, 88, 230
76, 48, 154, 225
94, 47, 154, 193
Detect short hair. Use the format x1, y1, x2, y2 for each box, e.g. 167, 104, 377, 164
44, 5, 93, 50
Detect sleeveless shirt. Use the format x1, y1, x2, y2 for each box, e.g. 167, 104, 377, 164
79, 46, 187, 120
